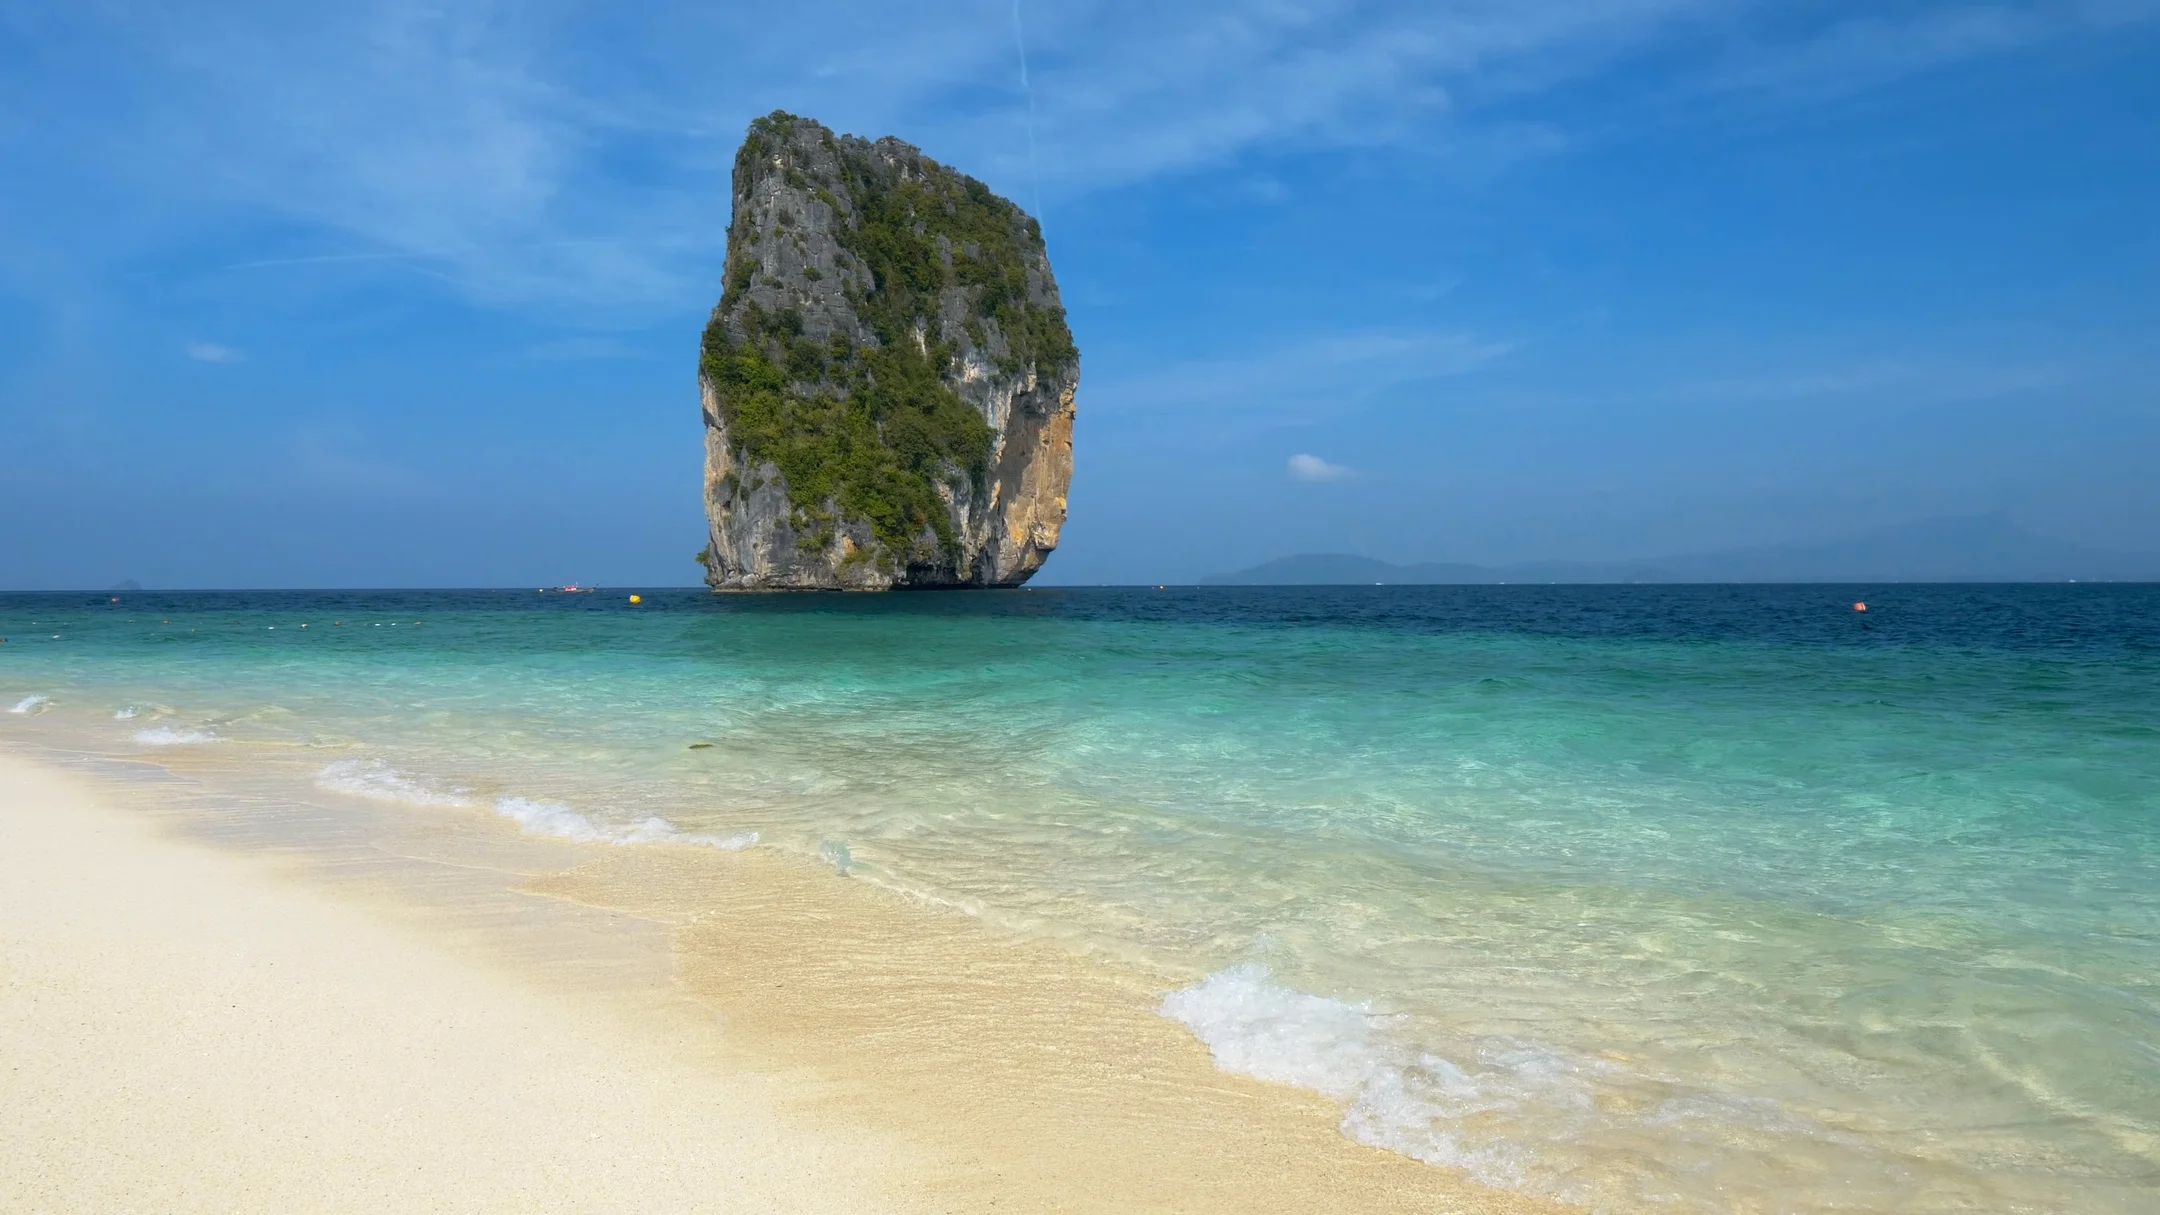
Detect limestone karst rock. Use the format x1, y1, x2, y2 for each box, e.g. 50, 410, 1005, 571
698, 112, 1078, 589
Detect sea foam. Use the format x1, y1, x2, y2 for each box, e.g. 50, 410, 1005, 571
9, 694, 51, 714
1160, 964, 1607, 1198
134, 726, 219, 746
316, 760, 472, 808
493, 796, 757, 851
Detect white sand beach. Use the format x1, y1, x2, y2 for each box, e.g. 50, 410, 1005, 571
0, 753, 915, 1214
0, 749, 1561, 1213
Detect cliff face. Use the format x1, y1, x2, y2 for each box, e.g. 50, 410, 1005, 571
699, 112, 1078, 590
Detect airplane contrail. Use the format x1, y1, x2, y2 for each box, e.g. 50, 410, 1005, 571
1012, 0, 1043, 226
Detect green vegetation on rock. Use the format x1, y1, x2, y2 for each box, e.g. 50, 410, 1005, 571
700, 111, 1075, 567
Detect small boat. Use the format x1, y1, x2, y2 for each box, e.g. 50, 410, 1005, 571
543, 584, 598, 594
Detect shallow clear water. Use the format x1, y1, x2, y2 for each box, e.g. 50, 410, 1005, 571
5, 585, 2157, 1210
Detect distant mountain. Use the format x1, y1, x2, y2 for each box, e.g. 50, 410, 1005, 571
1202, 517, 2160, 585
108, 579, 144, 592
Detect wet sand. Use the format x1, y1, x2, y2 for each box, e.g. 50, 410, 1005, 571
0, 748, 1565, 1213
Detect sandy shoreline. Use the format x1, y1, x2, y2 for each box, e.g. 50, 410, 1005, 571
0, 747, 1563, 1212
0, 752, 922, 1213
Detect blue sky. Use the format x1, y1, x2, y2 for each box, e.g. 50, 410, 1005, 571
2, 0, 2155, 588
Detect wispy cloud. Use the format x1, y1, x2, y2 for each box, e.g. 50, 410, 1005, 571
1288, 453, 1357, 482
1601, 355, 2088, 410
8, 1, 2152, 315
1093, 328, 1512, 422
185, 342, 242, 363
1701, 2, 2160, 100
1032, 1, 1715, 182
222, 252, 423, 271
1672, 360, 2082, 406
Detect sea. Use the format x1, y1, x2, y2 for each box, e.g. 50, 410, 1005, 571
4, 584, 2155, 1211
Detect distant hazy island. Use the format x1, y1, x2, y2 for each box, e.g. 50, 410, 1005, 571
1206, 516, 2160, 585
697, 112, 1078, 591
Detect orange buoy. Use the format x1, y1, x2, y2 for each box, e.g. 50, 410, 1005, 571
1853, 602, 1867, 612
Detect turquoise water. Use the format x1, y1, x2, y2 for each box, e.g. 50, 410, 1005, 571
5, 585, 2157, 1210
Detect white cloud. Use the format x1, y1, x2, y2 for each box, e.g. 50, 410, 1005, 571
1289, 453, 1357, 482
185, 342, 242, 363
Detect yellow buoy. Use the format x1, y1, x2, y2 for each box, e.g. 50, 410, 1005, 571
629, 594, 642, 604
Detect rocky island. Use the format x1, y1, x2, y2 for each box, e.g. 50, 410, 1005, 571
698, 112, 1078, 589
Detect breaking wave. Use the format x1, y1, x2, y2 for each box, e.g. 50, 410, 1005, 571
316, 759, 471, 807
1158, 963, 1828, 1206
134, 726, 219, 746
9, 694, 52, 714
493, 796, 757, 851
